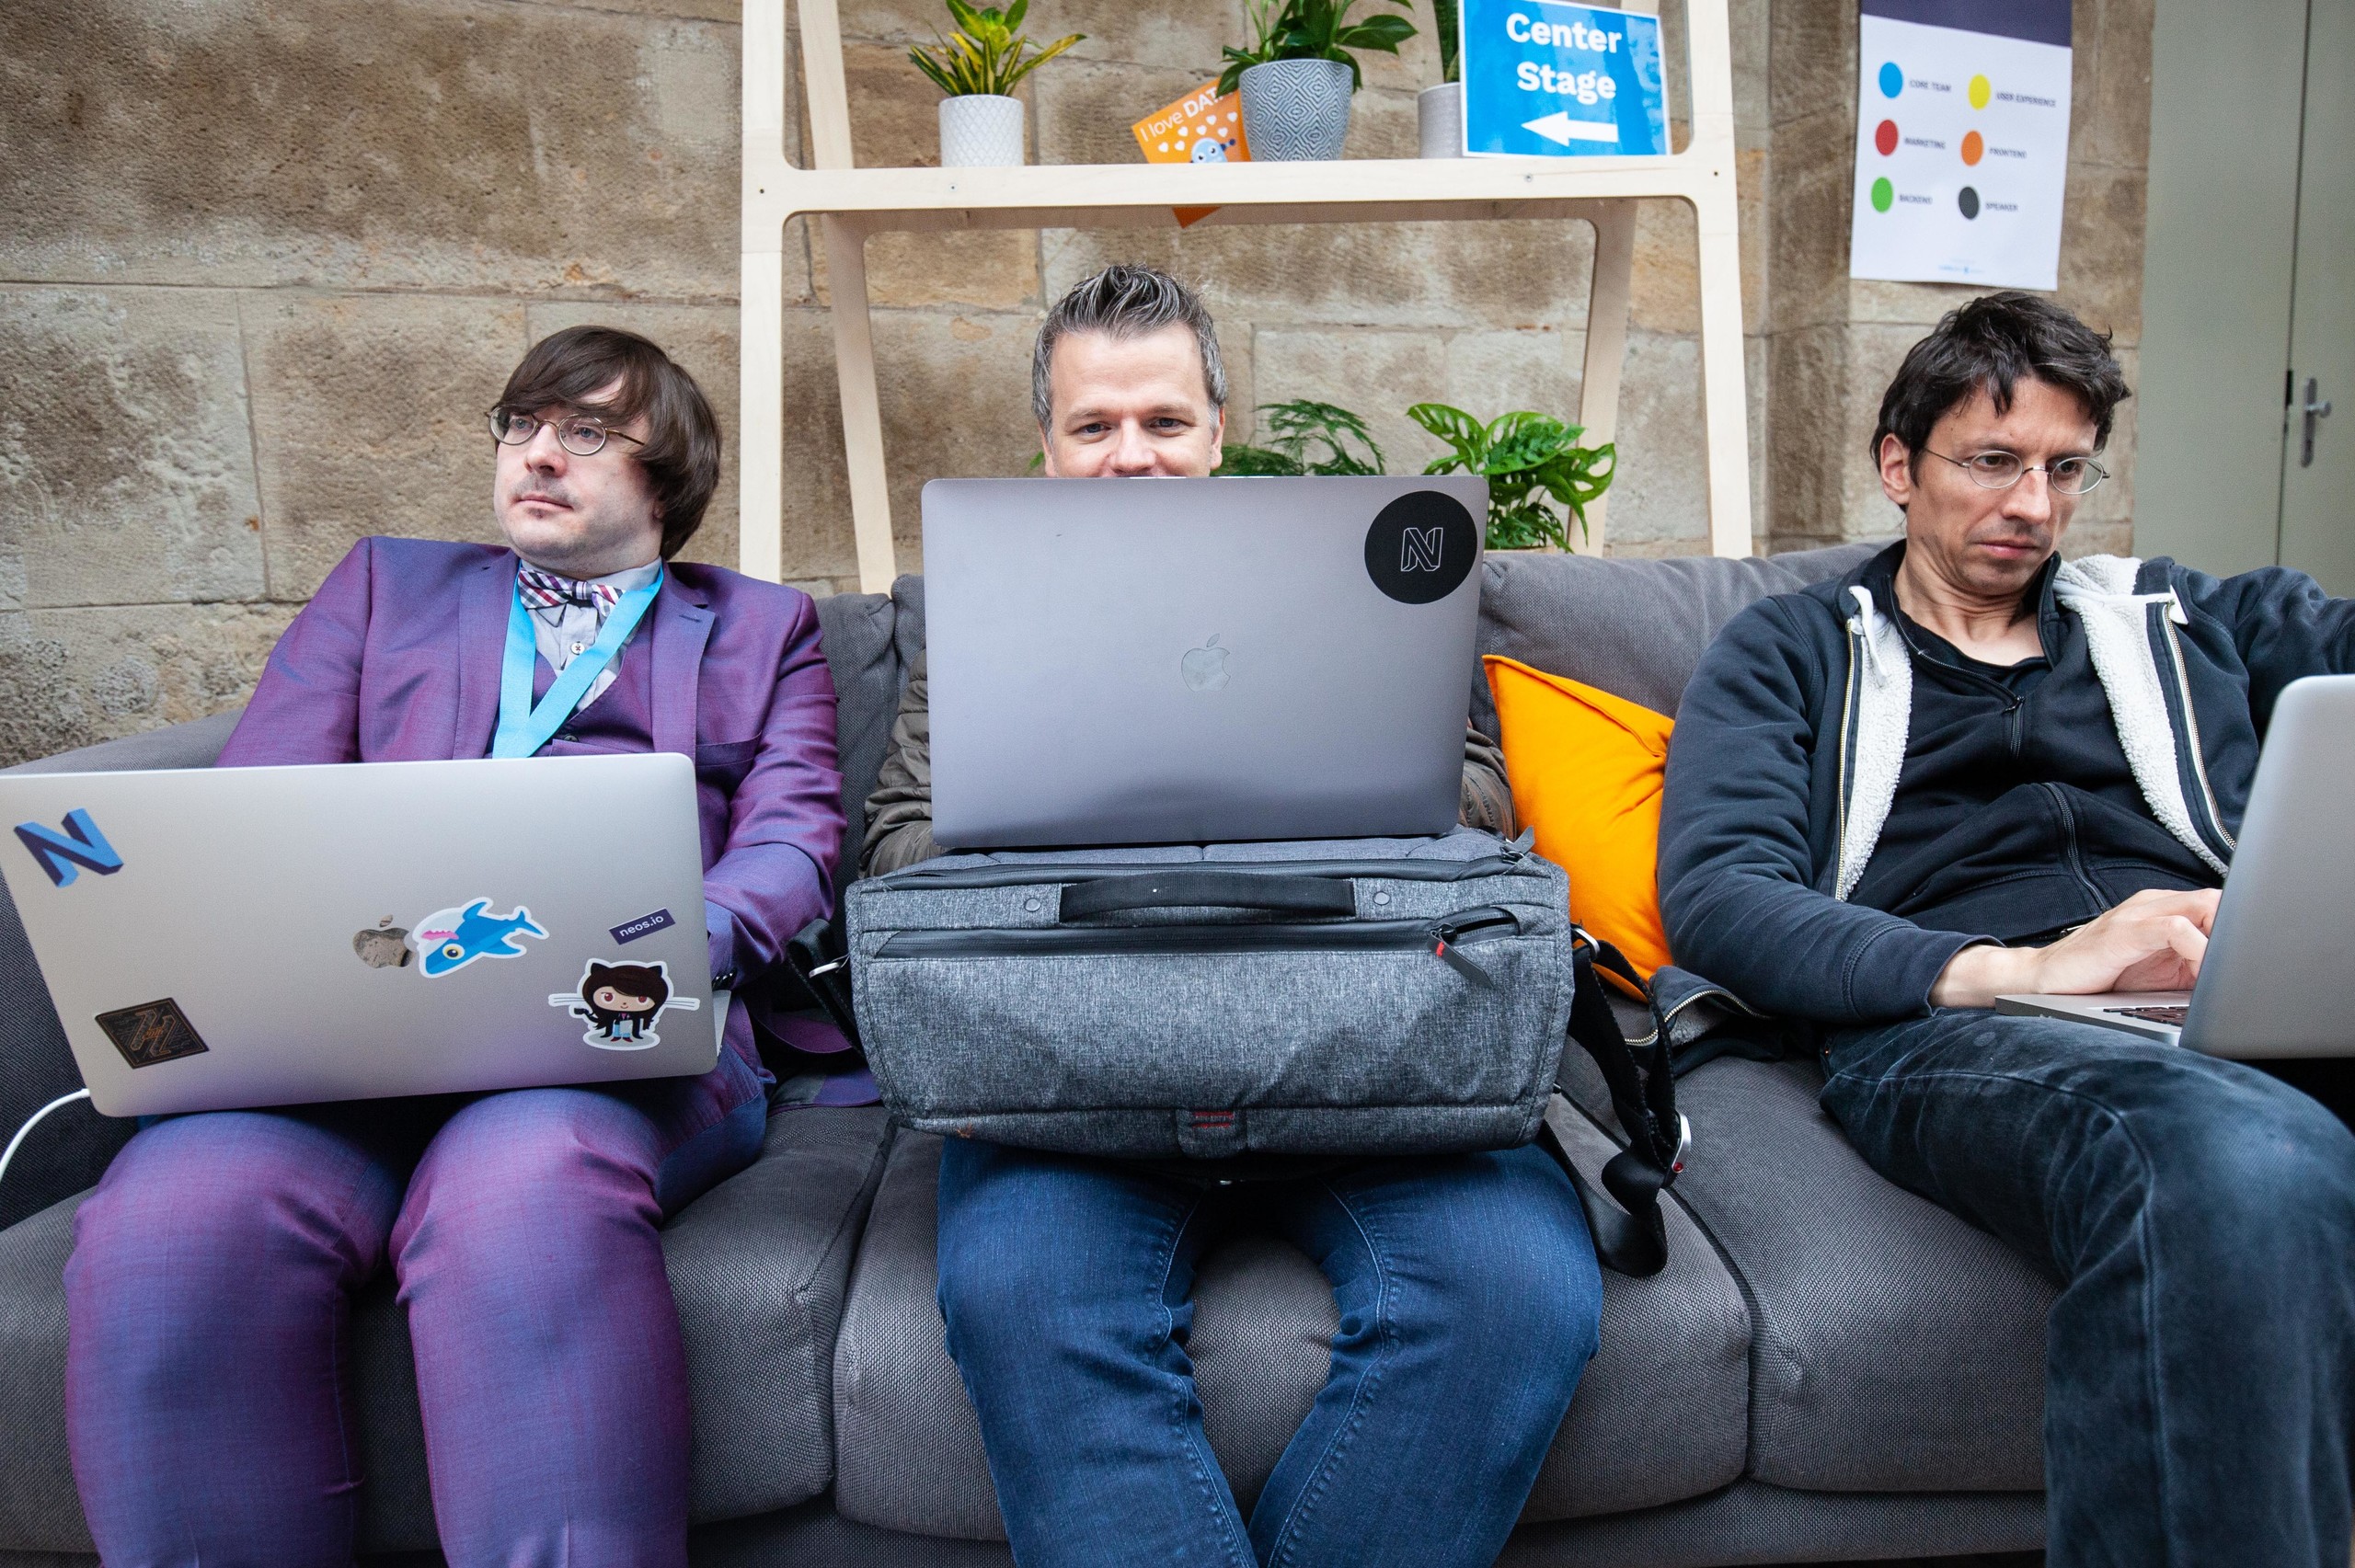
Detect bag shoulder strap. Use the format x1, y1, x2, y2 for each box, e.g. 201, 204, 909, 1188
1538, 932, 1689, 1278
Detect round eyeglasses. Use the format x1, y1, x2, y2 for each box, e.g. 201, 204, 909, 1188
488, 409, 645, 457
1922, 447, 2108, 496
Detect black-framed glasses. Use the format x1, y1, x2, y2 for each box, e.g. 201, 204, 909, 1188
1922, 447, 2108, 496
488, 408, 645, 457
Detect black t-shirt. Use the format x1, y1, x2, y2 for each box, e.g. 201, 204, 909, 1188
1844, 566, 2219, 943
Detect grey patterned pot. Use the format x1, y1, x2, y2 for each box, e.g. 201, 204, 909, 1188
938, 94, 1025, 167
1418, 82, 1464, 157
1238, 59, 1354, 161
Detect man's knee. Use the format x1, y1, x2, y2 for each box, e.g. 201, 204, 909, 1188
396, 1091, 661, 1278
2147, 1074, 2355, 1241
72, 1112, 380, 1293
1353, 1151, 1603, 1376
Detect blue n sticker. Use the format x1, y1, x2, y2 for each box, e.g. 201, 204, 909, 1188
16, 810, 123, 887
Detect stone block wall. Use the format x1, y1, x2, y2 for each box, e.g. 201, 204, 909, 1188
0, 0, 2149, 763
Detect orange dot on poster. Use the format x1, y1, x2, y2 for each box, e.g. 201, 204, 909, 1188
1961, 130, 1984, 166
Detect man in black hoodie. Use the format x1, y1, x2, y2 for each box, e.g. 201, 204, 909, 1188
1660, 292, 2355, 1568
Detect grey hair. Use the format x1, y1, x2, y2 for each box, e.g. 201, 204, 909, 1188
1031, 264, 1230, 429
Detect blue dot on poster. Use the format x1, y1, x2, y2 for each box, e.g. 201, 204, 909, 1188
1878, 62, 1903, 97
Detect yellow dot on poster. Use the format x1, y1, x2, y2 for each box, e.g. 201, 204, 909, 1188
1968, 74, 1992, 109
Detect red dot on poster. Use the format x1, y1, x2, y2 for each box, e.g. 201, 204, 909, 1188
1875, 120, 1899, 156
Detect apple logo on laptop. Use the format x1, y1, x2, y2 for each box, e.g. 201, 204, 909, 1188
353, 918, 412, 968
1180, 635, 1231, 692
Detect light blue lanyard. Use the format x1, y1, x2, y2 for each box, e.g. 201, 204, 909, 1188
492, 567, 664, 760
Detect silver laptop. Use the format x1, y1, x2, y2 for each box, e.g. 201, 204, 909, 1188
922, 475, 1490, 847
0, 754, 718, 1116
1996, 674, 2355, 1058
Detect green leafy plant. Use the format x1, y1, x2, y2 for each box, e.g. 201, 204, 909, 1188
1408, 404, 1615, 551
1216, 0, 1419, 95
908, 0, 1084, 98
1213, 400, 1388, 475
1431, 0, 1460, 84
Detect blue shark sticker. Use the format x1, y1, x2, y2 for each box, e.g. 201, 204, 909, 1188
15, 809, 123, 887
550, 959, 700, 1050
408, 899, 548, 977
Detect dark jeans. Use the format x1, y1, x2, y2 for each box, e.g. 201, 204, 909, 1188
934, 1141, 1603, 1568
1821, 1010, 2355, 1568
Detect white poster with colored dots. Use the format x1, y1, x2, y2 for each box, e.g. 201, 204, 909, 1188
1847, 0, 2073, 291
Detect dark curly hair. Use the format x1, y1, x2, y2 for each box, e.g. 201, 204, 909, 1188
493, 326, 721, 559
1871, 292, 2131, 473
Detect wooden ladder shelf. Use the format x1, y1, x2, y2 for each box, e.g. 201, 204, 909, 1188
740, 0, 1752, 591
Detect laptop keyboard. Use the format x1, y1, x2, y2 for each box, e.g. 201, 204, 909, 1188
2106, 1004, 2190, 1025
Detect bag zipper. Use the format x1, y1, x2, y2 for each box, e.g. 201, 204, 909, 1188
868, 852, 1532, 893
874, 908, 1522, 980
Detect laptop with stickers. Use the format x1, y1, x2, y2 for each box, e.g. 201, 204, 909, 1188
1996, 674, 2355, 1058
0, 753, 718, 1117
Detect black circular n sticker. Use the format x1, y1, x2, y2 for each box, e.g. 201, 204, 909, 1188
1364, 491, 1479, 605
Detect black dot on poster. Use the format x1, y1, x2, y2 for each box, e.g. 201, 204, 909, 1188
1958, 186, 1981, 219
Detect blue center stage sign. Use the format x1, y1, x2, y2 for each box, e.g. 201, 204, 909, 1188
1460, 0, 1668, 158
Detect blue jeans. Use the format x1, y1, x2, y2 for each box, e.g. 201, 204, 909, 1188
935, 1141, 1603, 1568
1821, 1010, 2355, 1568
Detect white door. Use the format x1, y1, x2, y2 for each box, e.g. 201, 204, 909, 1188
2279, 0, 2354, 590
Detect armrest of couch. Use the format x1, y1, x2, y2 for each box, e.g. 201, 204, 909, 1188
0, 712, 244, 1230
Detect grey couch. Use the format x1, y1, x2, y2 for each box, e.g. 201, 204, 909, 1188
0, 543, 2055, 1566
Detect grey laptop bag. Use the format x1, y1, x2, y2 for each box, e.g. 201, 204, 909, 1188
841, 829, 1685, 1274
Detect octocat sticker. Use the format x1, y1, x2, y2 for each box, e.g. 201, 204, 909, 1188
550, 959, 700, 1051
408, 899, 548, 977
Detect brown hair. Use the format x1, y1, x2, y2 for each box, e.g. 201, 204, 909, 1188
493, 326, 721, 558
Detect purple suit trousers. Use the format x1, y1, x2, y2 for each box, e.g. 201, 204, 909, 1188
63, 539, 845, 1567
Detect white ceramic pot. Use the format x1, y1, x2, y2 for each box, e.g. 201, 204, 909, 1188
938, 94, 1026, 167
1238, 59, 1354, 161
1418, 81, 1464, 157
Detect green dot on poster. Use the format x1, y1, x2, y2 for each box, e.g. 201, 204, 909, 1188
1870, 177, 1894, 212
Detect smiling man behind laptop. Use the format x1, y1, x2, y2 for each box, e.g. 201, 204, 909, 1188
62, 326, 844, 1567
860, 264, 1603, 1568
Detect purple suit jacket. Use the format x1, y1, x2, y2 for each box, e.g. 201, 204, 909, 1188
218, 538, 845, 993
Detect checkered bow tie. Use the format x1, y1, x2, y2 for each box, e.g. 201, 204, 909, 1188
516, 565, 620, 615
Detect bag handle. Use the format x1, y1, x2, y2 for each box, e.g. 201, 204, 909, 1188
1538, 933, 1688, 1278
1059, 871, 1356, 921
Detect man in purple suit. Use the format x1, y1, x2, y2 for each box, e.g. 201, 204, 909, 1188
62, 326, 844, 1567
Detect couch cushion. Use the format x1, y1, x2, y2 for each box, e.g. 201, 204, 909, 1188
814, 591, 902, 906
831, 1116, 1750, 1540
1470, 541, 1886, 734
1662, 1055, 2051, 1494
6, 712, 239, 776
0, 1105, 893, 1555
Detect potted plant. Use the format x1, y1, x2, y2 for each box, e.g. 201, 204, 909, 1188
1408, 403, 1615, 551
1419, 0, 1463, 158
1215, 0, 1417, 162
908, 0, 1084, 168
1213, 399, 1388, 475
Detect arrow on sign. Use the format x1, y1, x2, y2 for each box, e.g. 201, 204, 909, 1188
1522, 112, 1620, 146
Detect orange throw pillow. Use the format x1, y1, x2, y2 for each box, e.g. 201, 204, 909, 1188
1483, 656, 1675, 980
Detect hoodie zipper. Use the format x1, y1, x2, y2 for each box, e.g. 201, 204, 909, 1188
874, 909, 1523, 979
2157, 612, 2236, 858
1835, 619, 1862, 891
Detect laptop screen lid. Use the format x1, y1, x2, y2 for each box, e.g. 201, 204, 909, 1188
923, 475, 1489, 848
0, 754, 717, 1117
2177, 673, 2355, 1057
